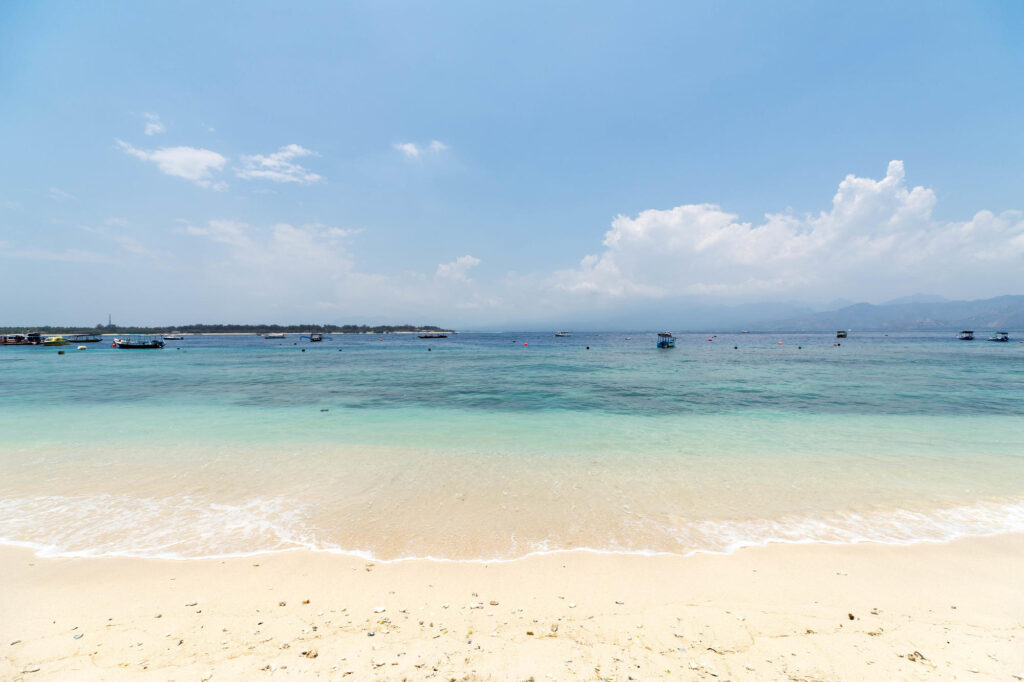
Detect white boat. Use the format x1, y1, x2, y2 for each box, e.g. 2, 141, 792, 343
554, 331, 572, 337
957, 330, 974, 341
163, 332, 185, 340
988, 331, 1009, 342
263, 333, 286, 339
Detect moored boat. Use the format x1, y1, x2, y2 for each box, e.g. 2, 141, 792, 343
988, 331, 1009, 342
554, 331, 572, 337
419, 333, 447, 339
66, 333, 102, 343
263, 333, 286, 339
41, 335, 70, 346
657, 332, 676, 349
112, 335, 165, 349
957, 330, 974, 341
163, 332, 185, 340
836, 330, 848, 338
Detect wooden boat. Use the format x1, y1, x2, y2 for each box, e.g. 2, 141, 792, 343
657, 332, 676, 349
66, 334, 102, 343
957, 330, 974, 341
112, 336, 165, 349
988, 331, 1009, 342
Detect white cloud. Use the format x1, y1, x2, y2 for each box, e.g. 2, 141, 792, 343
394, 140, 449, 159
553, 161, 1024, 302
235, 144, 322, 184
117, 139, 227, 190
143, 113, 165, 136
47, 187, 76, 201
436, 254, 481, 282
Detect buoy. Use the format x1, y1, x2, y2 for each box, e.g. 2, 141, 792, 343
57, 350, 65, 355
586, 346, 590, 350
524, 342, 528, 346
302, 348, 306, 352
777, 341, 783, 345
734, 346, 738, 349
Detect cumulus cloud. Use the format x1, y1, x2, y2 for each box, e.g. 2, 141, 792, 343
394, 140, 449, 159
436, 254, 481, 282
143, 113, 165, 136
235, 144, 322, 184
117, 139, 227, 189
553, 161, 1024, 302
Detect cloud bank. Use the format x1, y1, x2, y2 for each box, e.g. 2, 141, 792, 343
552, 161, 1024, 303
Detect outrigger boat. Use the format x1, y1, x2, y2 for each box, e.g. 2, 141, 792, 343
418, 333, 447, 339
988, 331, 1009, 342
163, 332, 185, 340
112, 335, 165, 349
554, 331, 572, 337
263, 333, 286, 339
957, 330, 974, 341
65, 333, 102, 343
657, 332, 676, 349
836, 330, 848, 339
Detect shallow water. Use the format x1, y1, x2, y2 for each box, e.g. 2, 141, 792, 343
1, 331, 1022, 560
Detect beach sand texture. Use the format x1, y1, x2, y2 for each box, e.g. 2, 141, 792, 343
2, 535, 1022, 681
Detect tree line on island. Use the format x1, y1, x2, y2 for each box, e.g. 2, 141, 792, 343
0, 323, 453, 335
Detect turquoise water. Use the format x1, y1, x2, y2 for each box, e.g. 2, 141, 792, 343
1, 331, 1022, 560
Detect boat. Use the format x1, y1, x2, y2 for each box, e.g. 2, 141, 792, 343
65, 333, 102, 343
554, 331, 572, 337
957, 330, 975, 341
112, 335, 165, 349
988, 331, 1009, 342
309, 333, 323, 342
657, 332, 676, 349
836, 330, 848, 339
41, 336, 70, 346
1, 334, 27, 345
163, 332, 185, 340
263, 333, 286, 339
418, 333, 448, 339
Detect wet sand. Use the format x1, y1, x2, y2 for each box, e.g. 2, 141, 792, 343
2, 535, 1022, 680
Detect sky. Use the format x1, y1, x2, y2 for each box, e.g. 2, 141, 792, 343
1, 1, 1023, 328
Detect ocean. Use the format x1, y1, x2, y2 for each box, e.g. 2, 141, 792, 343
1, 331, 1022, 561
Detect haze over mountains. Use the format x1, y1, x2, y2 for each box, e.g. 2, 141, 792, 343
500, 295, 1024, 332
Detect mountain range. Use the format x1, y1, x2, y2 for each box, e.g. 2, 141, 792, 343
755, 295, 1024, 332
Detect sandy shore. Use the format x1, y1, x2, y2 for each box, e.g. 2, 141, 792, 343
1, 536, 1022, 681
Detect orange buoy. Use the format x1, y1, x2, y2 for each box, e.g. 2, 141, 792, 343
777, 341, 782, 345
524, 342, 528, 346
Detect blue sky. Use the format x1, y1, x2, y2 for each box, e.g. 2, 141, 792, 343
1, 1, 1022, 327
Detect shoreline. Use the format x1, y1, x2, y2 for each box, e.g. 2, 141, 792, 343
3, 534, 1022, 680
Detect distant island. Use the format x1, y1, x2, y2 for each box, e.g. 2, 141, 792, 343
0, 323, 454, 335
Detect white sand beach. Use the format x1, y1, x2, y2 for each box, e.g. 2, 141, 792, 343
2, 534, 1022, 680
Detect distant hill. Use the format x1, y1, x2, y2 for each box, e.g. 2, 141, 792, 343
0, 323, 454, 335
760, 295, 1024, 331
